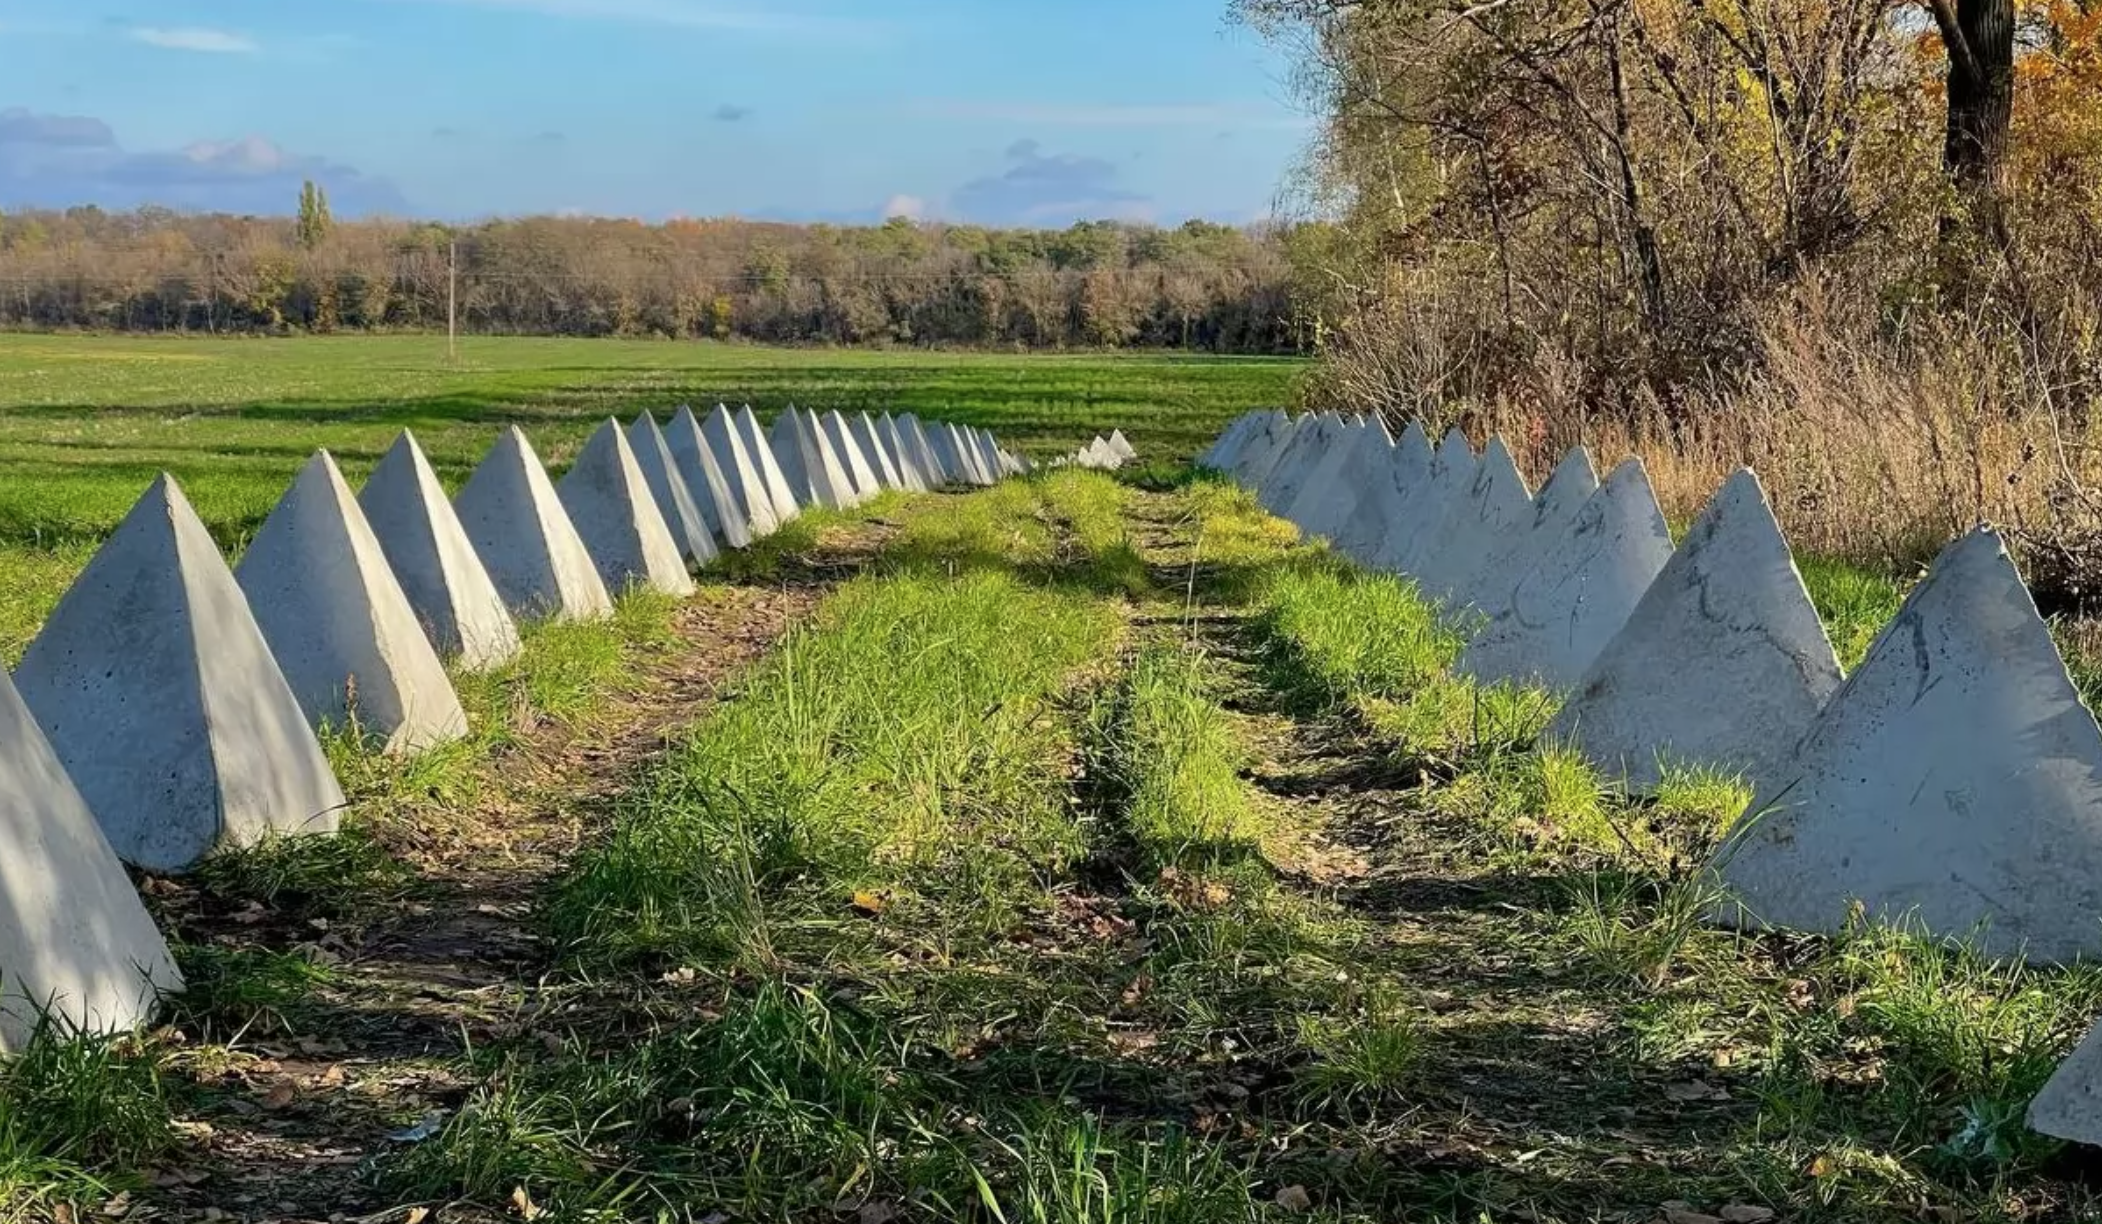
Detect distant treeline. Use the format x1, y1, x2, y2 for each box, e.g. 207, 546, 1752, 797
0, 207, 1306, 352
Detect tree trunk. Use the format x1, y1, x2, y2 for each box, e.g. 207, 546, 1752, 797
1940, 0, 2016, 192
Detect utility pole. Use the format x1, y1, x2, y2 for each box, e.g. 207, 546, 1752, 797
447, 240, 458, 363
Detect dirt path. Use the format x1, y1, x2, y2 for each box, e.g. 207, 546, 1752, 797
128, 519, 904, 1223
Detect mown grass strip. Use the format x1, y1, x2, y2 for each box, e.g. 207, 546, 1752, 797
547, 566, 1119, 972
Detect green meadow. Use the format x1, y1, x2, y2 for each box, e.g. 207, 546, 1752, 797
0, 334, 1295, 656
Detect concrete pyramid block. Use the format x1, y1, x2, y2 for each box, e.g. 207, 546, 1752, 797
1201, 413, 1257, 470
1236, 410, 1301, 488
2029, 1016, 2102, 1146
1283, 419, 1378, 538
1331, 420, 1433, 565
456, 427, 615, 622
1415, 436, 1534, 603
975, 429, 1008, 481
794, 408, 861, 507
702, 404, 782, 537
899, 414, 952, 486
238, 451, 470, 752
1545, 469, 1841, 792
851, 412, 907, 491
1107, 429, 1137, 462
558, 419, 696, 599
1258, 415, 1339, 512
1457, 457, 1672, 689
1714, 528, 2102, 964
876, 413, 930, 492
358, 430, 522, 672
0, 664, 181, 1051
1464, 446, 1601, 614
627, 413, 720, 567
821, 409, 885, 498
17, 475, 347, 872
1375, 426, 1478, 577
768, 407, 817, 506
972, 430, 1006, 482
945, 423, 991, 486
735, 405, 802, 524
670, 406, 754, 547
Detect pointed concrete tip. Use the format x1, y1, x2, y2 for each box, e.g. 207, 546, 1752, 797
1456, 453, 1672, 689
240, 446, 469, 753
1714, 517, 2102, 964
560, 418, 694, 599
458, 424, 615, 622
362, 426, 522, 672
1545, 463, 1838, 791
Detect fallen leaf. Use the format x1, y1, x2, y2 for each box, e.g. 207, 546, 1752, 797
851, 890, 889, 916
1275, 1185, 1313, 1212
511, 1186, 543, 1220
1720, 1208, 1775, 1223
404, 1209, 432, 1224
1808, 1153, 1834, 1178
99, 1193, 131, 1218
230, 902, 271, 926
314, 1064, 347, 1089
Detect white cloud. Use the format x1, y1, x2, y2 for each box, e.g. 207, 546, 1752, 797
906, 101, 1314, 130
882, 194, 929, 221
368, 0, 877, 38
128, 26, 259, 54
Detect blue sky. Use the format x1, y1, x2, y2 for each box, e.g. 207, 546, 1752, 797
0, 0, 1312, 225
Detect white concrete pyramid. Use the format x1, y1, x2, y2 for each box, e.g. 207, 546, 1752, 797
1235, 411, 1301, 488
702, 404, 782, 537
768, 408, 817, 506
1464, 446, 1601, 614
1415, 437, 1534, 603
455, 427, 615, 622
1331, 420, 1432, 565
1201, 413, 1259, 470
1376, 426, 1477, 577
2029, 1017, 2102, 1147
1715, 528, 2102, 964
1107, 429, 1137, 462
822, 409, 884, 499
736, 405, 802, 524
0, 664, 181, 1051
1457, 457, 1671, 689
1223, 410, 1284, 481
359, 430, 522, 671
1545, 469, 1841, 791
558, 419, 696, 599
16, 475, 347, 872
877, 413, 930, 492
971, 429, 1006, 482
851, 412, 906, 490
1259, 415, 1340, 512
670, 405, 754, 548
944, 423, 989, 486
797, 408, 862, 507
1284, 417, 1381, 535
900, 414, 952, 486
238, 450, 470, 752
628, 413, 720, 567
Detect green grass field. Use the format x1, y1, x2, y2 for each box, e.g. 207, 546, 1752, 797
8, 336, 2101, 1222
0, 334, 1298, 656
